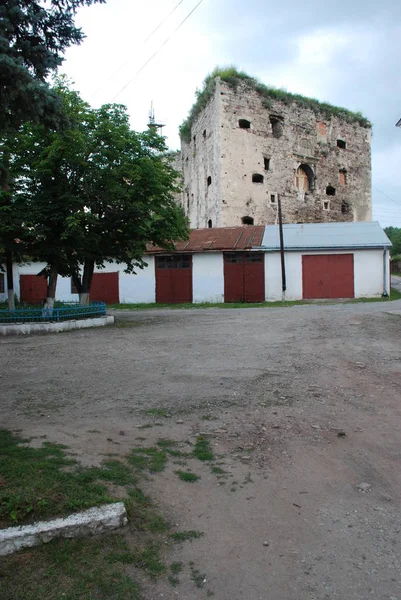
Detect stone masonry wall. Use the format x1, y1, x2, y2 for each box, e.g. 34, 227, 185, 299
180, 78, 372, 228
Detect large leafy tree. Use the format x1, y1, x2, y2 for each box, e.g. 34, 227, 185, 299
14, 84, 188, 305
0, 0, 105, 308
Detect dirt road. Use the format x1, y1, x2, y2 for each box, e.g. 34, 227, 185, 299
1, 300, 401, 599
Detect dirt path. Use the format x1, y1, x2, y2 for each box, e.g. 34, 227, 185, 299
1, 301, 401, 599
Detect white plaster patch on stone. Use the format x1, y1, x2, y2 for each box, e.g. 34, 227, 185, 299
0, 502, 127, 556
0, 315, 114, 336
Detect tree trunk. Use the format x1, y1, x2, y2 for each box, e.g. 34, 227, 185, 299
79, 260, 95, 305
6, 249, 14, 310
45, 264, 58, 309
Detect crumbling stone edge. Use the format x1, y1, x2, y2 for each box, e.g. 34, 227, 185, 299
0, 315, 115, 336
0, 502, 128, 556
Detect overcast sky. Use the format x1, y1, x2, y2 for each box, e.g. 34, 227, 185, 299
62, 0, 401, 227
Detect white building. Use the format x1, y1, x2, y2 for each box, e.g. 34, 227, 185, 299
1, 222, 391, 305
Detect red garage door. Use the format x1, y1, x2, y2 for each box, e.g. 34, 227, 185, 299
224, 253, 265, 303
302, 254, 354, 299
20, 274, 48, 304
155, 255, 192, 303
90, 272, 119, 304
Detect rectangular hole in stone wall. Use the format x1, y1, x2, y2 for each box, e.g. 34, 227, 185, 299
264, 157, 270, 170
337, 139, 346, 149
270, 194, 276, 203
323, 201, 330, 210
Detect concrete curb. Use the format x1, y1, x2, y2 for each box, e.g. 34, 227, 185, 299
0, 315, 114, 336
0, 502, 128, 556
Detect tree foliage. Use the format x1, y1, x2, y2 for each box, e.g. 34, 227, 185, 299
0, 0, 105, 134
12, 83, 188, 304
384, 227, 401, 257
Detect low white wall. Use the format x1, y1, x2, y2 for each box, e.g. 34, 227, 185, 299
193, 253, 224, 303
265, 249, 388, 301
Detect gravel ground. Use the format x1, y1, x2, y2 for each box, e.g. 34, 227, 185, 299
1, 299, 401, 599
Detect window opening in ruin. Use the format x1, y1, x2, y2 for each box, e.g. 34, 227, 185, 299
207, 176, 212, 186
337, 139, 346, 149
242, 216, 254, 225
239, 119, 251, 129
326, 186, 336, 196
270, 115, 284, 138
341, 203, 350, 215
264, 157, 270, 170
208, 219, 212, 228
270, 194, 276, 203
0, 273, 4, 293
323, 201, 329, 210
186, 192, 190, 212
252, 173, 264, 183
295, 164, 314, 192
203, 129, 206, 138
339, 169, 347, 185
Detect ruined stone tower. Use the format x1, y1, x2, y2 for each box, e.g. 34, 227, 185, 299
177, 72, 372, 228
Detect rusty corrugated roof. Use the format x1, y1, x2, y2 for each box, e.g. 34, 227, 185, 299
146, 226, 265, 254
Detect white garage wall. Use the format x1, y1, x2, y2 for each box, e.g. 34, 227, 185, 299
193, 253, 224, 303
354, 249, 389, 297
264, 253, 302, 301
265, 249, 388, 301
119, 258, 155, 303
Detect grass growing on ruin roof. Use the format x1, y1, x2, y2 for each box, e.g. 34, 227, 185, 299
179, 65, 371, 142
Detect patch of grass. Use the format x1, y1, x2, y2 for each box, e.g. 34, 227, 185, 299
170, 561, 183, 575
128, 447, 167, 473
137, 423, 163, 429
129, 542, 167, 579
145, 408, 170, 418
170, 530, 204, 543
110, 292, 401, 311
193, 436, 214, 461
125, 488, 169, 533
175, 470, 200, 483
0, 430, 116, 527
168, 575, 180, 587
211, 466, 226, 475
0, 535, 140, 600
86, 460, 137, 486
200, 414, 215, 421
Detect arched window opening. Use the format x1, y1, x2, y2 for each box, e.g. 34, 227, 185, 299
207, 176, 212, 186
341, 202, 350, 215
208, 219, 213, 228
242, 216, 254, 225
270, 115, 284, 138
326, 186, 336, 196
239, 119, 251, 129
295, 164, 315, 192
252, 173, 264, 183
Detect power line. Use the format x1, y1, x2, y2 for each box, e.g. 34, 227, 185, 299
90, 0, 187, 100
373, 185, 401, 207
112, 0, 204, 102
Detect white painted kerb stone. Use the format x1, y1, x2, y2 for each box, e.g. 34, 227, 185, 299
0, 502, 127, 556
0, 315, 114, 336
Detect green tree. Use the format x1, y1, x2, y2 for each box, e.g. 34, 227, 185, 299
384, 227, 401, 257
14, 84, 188, 305
0, 0, 105, 308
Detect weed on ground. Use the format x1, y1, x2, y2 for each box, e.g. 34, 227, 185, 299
175, 470, 200, 482
193, 435, 214, 461
170, 530, 204, 543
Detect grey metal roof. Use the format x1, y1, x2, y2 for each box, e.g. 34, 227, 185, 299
260, 221, 391, 251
